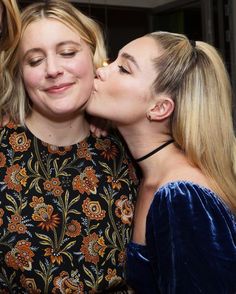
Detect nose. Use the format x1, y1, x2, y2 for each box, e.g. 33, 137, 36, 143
96, 66, 106, 81
45, 57, 63, 79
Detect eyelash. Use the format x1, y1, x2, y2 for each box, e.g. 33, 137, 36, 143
118, 65, 130, 74
60, 51, 77, 57
28, 58, 43, 67
27, 51, 78, 67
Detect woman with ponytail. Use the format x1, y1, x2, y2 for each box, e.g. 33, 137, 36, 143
87, 31, 236, 293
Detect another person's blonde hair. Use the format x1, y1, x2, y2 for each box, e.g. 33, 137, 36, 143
1, 0, 107, 125
0, 0, 21, 120
147, 31, 236, 212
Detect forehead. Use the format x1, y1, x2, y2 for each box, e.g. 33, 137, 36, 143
21, 18, 82, 48
121, 36, 158, 62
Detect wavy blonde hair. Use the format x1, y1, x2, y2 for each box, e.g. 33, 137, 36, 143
1, 0, 107, 124
0, 0, 21, 119
147, 31, 236, 212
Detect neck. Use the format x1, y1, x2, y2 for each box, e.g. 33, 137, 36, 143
118, 125, 174, 182
25, 110, 90, 146
118, 125, 171, 161
136, 139, 174, 162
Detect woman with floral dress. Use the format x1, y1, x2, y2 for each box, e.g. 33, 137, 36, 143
0, 1, 138, 292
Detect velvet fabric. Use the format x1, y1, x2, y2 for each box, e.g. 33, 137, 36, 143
126, 181, 236, 293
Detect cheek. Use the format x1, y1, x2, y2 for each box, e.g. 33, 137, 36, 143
22, 68, 43, 91
67, 56, 94, 79
107, 79, 132, 98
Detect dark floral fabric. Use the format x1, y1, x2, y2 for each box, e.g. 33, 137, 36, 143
0, 122, 139, 293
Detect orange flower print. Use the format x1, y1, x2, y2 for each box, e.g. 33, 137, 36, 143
115, 195, 134, 225
0, 208, 4, 227
72, 166, 99, 195
43, 178, 63, 197
52, 185, 63, 197
9, 132, 31, 152
5, 240, 34, 271
43, 180, 53, 191
7, 222, 17, 232
7, 214, 26, 234
10, 214, 22, 223
29, 196, 44, 208
81, 232, 107, 264
82, 198, 106, 220
52, 271, 84, 294
118, 250, 126, 265
44, 248, 63, 265
128, 162, 139, 184
105, 268, 117, 281
20, 275, 41, 293
0, 152, 6, 167
51, 178, 60, 186
0, 209, 4, 217
32, 203, 60, 231
65, 220, 81, 238
42, 142, 72, 155
16, 223, 27, 234
95, 138, 118, 160
77, 141, 92, 160
107, 175, 122, 190
6, 121, 17, 129
4, 164, 29, 192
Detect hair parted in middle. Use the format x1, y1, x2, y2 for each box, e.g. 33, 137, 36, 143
146, 31, 236, 211
2, 0, 107, 125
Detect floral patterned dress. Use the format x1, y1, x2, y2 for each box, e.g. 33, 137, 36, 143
0, 122, 139, 293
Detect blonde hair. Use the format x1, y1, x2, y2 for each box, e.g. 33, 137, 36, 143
0, 0, 21, 120
1, 0, 107, 124
147, 31, 236, 212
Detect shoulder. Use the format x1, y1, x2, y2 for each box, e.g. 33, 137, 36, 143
0, 121, 20, 142
88, 132, 140, 187
91, 130, 135, 164
149, 181, 235, 228
146, 181, 236, 292
154, 181, 231, 209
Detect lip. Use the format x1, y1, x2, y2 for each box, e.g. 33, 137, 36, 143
45, 82, 75, 94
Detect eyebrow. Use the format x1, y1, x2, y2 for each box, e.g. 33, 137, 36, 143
22, 40, 82, 60
120, 52, 140, 70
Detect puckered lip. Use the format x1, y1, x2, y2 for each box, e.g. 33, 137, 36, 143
45, 82, 75, 93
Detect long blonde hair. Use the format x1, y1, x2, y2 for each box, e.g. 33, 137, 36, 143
0, 0, 21, 120
148, 31, 236, 212
1, 0, 107, 124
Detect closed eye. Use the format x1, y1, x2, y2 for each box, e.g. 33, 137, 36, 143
118, 65, 130, 74
28, 57, 44, 67
60, 51, 78, 57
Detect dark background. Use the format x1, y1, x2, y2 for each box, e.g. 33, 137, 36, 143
19, 0, 236, 126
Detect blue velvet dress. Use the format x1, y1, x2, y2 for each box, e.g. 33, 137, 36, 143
126, 181, 236, 293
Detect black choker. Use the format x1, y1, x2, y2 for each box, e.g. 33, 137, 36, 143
136, 139, 174, 162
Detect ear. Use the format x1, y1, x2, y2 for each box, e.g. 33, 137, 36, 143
147, 98, 174, 121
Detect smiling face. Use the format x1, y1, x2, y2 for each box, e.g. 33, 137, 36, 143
20, 18, 94, 121
87, 36, 159, 126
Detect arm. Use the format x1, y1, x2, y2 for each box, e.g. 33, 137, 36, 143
146, 182, 236, 294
